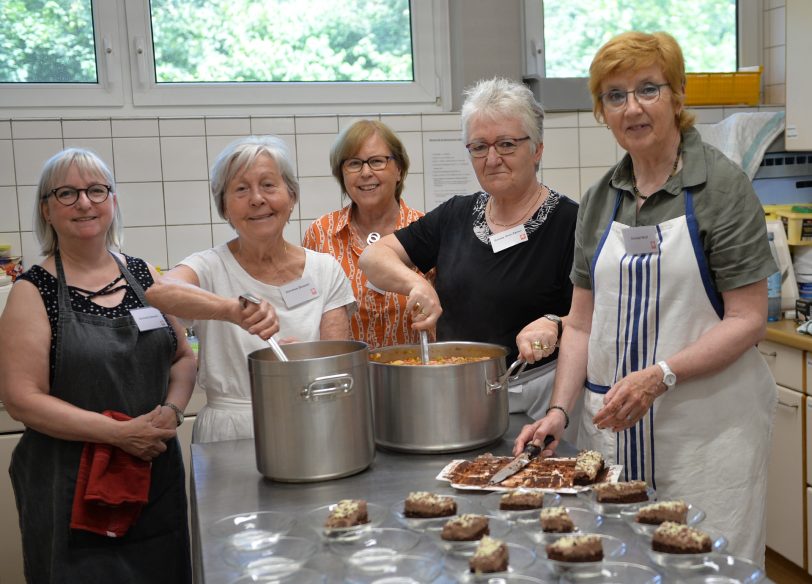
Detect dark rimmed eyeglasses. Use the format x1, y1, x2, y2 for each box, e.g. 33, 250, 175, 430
342, 156, 394, 173
465, 136, 531, 158
599, 82, 671, 111
47, 184, 112, 206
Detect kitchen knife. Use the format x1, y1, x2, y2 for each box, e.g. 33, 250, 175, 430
487, 434, 555, 485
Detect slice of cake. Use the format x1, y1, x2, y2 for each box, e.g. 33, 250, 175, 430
540, 507, 575, 533
403, 491, 457, 518
499, 489, 544, 511
469, 536, 509, 573
441, 514, 489, 541
324, 499, 369, 529
545, 534, 603, 562
652, 521, 712, 554
573, 450, 604, 485
635, 501, 688, 525
593, 480, 649, 503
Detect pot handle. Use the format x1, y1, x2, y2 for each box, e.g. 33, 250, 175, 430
300, 373, 354, 400
487, 359, 527, 394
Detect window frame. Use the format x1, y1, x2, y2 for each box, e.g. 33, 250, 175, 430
522, 0, 762, 112
0, 0, 451, 113
0, 1, 125, 108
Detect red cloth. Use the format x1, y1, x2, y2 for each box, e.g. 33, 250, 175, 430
70, 410, 152, 537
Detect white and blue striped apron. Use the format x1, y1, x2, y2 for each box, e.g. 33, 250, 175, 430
578, 189, 775, 565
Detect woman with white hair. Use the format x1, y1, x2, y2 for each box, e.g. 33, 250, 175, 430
360, 77, 578, 419
0, 148, 196, 582
146, 135, 356, 444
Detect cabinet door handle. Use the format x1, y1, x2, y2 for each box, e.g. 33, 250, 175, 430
777, 399, 799, 410
759, 350, 777, 358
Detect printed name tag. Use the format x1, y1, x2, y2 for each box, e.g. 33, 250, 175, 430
622, 225, 659, 255
508, 383, 523, 394
365, 279, 386, 295
130, 307, 169, 332
280, 277, 320, 308
490, 224, 528, 253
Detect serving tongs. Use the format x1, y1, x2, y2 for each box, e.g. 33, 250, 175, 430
239, 293, 289, 362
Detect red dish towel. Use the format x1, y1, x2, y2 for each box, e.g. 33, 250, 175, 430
70, 410, 152, 538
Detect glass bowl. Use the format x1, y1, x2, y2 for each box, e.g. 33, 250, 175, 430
209, 510, 296, 551
557, 561, 662, 583
482, 490, 562, 524
345, 553, 445, 584
677, 553, 766, 583
228, 566, 325, 584
391, 495, 485, 532
520, 507, 604, 545
328, 527, 422, 566
576, 486, 656, 517
450, 574, 554, 584
644, 530, 729, 571
444, 541, 538, 579
426, 515, 512, 555
619, 501, 705, 537
537, 533, 627, 575
304, 501, 386, 541
222, 536, 318, 578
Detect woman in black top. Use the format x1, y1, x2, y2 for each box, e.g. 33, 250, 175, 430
360, 77, 578, 420
0, 148, 195, 583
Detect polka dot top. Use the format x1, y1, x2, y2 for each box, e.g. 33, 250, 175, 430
17, 255, 178, 381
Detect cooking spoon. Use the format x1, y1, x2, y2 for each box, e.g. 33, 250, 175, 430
238, 293, 289, 362
419, 330, 430, 364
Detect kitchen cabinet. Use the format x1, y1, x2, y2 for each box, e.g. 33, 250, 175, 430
0, 432, 24, 584
785, 0, 812, 150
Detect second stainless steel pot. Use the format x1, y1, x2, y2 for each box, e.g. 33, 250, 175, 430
369, 341, 510, 453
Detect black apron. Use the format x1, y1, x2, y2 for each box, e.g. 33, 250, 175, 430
10, 251, 191, 584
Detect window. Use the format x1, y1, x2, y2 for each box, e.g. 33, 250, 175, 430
523, 0, 759, 111
0, 0, 450, 113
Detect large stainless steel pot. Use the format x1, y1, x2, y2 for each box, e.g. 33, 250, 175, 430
248, 340, 374, 482
369, 341, 512, 453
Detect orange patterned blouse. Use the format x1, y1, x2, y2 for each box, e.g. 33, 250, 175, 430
302, 199, 430, 348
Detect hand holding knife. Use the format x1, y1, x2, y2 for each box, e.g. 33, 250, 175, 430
487, 434, 555, 485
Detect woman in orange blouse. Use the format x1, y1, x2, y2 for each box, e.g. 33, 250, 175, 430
303, 120, 430, 348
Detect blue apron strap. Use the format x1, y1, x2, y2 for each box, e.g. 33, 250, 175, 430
685, 189, 725, 319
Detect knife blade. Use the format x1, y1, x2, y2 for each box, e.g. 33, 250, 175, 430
487, 434, 555, 485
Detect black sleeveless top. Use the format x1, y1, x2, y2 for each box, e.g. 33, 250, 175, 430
17, 254, 178, 381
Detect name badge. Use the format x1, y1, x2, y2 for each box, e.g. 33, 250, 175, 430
130, 307, 168, 332
365, 279, 386, 295
622, 225, 659, 255
490, 224, 528, 253
280, 277, 320, 308
508, 383, 523, 394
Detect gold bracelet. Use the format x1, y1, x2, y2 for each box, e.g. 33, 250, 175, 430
545, 405, 569, 429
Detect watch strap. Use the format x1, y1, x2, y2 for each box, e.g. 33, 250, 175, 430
543, 314, 563, 341
163, 402, 184, 426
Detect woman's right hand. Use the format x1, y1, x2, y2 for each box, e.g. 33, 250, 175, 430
114, 406, 177, 461
407, 280, 442, 330
233, 296, 280, 340
513, 411, 566, 457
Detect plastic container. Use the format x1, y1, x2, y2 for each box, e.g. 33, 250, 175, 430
684, 68, 761, 106
768, 232, 782, 322
777, 208, 812, 245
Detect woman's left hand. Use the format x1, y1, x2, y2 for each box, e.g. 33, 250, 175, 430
234, 296, 280, 340
516, 318, 559, 363
154, 405, 178, 432
592, 365, 666, 432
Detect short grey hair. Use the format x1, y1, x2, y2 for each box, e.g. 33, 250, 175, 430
210, 135, 299, 220
461, 77, 545, 148
34, 148, 122, 256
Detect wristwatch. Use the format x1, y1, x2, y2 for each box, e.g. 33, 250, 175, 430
543, 314, 563, 342
656, 361, 677, 390
163, 402, 184, 427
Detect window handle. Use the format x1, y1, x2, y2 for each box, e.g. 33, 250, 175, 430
102, 36, 114, 90
134, 36, 147, 87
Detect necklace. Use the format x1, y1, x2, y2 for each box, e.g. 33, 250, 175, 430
632, 141, 682, 200
487, 185, 543, 227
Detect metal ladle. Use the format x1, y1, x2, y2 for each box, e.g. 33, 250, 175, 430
239, 293, 289, 362
419, 330, 430, 364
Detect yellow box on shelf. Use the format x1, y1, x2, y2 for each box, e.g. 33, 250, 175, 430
764, 204, 793, 222
776, 205, 812, 245
684, 67, 761, 106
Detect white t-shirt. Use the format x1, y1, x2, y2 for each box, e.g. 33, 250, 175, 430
181, 243, 356, 443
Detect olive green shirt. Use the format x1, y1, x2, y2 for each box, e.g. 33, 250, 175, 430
572, 126, 776, 293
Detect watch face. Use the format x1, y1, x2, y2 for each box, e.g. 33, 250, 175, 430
665, 373, 676, 386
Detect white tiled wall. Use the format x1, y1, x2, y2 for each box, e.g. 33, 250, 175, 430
764, 0, 786, 105
0, 107, 782, 272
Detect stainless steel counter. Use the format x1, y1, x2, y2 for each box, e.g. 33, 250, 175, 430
190, 414, 770, 583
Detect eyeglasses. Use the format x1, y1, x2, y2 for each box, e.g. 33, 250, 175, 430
47, 184, 112, 206
465, 136, 531, 158
342, 155, 394, 173
599, 83, 670, 111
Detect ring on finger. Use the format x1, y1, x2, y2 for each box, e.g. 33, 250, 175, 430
532, 340, 542, 351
